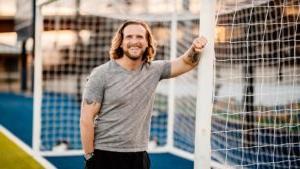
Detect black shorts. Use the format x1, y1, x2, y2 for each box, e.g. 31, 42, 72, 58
91, 149, 150, 169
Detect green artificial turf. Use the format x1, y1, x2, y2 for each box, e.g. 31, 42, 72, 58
0, 132, 44, 169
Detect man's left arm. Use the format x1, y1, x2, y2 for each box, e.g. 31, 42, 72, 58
170, 36, 208, 78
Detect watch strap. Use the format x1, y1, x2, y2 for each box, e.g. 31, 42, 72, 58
84, 152, 94, 160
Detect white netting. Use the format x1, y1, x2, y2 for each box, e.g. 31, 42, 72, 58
212, 0, 300, 168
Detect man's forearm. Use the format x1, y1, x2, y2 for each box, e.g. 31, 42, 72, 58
168, 36, 207, 78
182, 47, 201, 67
80, 99, 101, 154
80, 119, 95, 154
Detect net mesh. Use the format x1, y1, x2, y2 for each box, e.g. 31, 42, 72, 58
212, 0, 300, 168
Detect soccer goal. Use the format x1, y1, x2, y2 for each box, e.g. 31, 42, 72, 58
33, 0, 300, 169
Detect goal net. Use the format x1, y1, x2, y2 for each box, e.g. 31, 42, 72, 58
212, 0, 300, 168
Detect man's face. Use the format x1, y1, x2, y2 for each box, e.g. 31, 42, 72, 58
121, 24, 148, 61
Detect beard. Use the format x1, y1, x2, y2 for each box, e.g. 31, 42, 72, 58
123, 46, 146, 61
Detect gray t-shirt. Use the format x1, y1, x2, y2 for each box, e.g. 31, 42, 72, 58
82, 59, 171, 152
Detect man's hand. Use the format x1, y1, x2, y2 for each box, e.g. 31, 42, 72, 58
84, 154, 96, 169
186, 36, 208, 65
192, 36, 207, 52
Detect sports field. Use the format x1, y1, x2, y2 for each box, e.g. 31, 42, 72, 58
0, 127, 44, 169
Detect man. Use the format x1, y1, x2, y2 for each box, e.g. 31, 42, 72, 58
80, 20, 207, 169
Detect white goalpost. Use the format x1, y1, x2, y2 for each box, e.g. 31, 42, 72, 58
194, 0, 215, 168
33, 0, 300, 169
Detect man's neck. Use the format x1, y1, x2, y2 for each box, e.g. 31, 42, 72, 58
115, 56, 143, 71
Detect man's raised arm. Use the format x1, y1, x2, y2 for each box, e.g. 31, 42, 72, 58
170, 36, 208, 78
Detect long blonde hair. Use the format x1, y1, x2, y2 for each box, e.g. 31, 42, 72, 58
109, 20, 157, 64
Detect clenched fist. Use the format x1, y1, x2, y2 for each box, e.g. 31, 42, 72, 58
191, 36, 208, 53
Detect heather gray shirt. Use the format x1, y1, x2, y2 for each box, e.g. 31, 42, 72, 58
82, 60, 171, 152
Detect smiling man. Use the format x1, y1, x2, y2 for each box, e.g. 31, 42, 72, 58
80, 20, 207, 169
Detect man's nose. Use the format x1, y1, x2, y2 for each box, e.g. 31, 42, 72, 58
129, 37, 139, 43
129, 40, 141, 46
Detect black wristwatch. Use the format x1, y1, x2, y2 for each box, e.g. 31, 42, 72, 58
84, 152, 94, 160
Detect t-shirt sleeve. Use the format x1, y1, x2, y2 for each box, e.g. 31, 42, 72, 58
82, 67, 105, 103
153, 60, 172, 80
